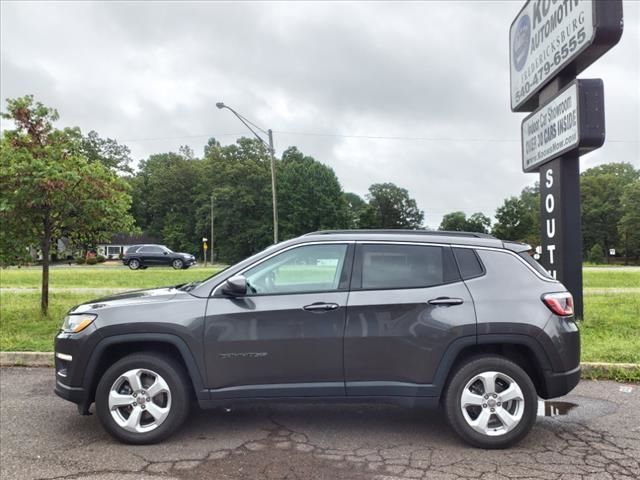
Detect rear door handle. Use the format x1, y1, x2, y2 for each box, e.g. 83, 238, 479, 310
303, 302, 339, 312
428, 297, 464, 306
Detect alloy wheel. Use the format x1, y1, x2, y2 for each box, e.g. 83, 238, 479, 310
108, 368, 172, 433
460, 371, 525, 436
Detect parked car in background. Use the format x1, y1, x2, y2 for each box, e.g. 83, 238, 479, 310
55, 230, 579, 448
122, 244, 196, 270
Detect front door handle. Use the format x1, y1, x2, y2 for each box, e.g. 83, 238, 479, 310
428, 297, 464, 306
303, 302, 339, 312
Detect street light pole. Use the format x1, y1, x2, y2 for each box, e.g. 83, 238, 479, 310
215, 102, 279, 243
210, 193, 219, 267
267, 129, 278, 244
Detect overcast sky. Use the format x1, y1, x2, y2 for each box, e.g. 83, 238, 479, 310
1, 1, 638, 228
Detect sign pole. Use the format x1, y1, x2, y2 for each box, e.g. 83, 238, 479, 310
537, 76, 583, 319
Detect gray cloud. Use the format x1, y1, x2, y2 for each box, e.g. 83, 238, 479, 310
2, 1, 638, 228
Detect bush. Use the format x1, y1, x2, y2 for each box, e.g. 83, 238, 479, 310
588, 243, 605, 264
86, 257, 98, 265
75, 257, 86, 265
96, 255, 106, 263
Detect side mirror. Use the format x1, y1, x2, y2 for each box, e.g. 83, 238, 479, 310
163, 251, 168, 255
221, 275, 247, 297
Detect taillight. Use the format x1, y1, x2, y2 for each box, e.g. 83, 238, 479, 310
543, 292, 574, 317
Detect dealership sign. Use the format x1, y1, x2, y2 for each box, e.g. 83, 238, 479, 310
510, 0, 623, 112
521, 79, 604, 172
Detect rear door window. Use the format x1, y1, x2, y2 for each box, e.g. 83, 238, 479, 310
353, 244, 459, 290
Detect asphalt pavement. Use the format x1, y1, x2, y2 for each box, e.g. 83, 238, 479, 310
1, 367, 638, 480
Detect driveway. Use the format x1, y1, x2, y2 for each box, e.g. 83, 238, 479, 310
1, 367, 638, 480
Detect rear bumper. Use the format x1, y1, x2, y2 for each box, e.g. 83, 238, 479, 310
540, 365, 581, 399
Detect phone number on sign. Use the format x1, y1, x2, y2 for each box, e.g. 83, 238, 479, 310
514, 28, 586, 104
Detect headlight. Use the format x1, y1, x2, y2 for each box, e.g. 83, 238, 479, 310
62, 313, 97, 333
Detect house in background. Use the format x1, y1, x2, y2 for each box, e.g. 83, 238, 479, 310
97, 233, 159, 259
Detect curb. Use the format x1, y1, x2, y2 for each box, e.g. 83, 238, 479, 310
0, 351, 54, 367
1, 352, 638, 377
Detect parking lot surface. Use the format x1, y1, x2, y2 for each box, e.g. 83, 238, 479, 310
1, 367, 638, 480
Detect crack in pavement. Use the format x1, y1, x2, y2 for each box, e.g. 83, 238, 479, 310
2, 368, 638, 480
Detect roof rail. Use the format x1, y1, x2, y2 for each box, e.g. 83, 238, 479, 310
304, 229, 496, 239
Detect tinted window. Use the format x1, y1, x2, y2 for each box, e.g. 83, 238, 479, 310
125, 245, 140, 254
244, 244, 348, 295
453, 248, 484, 279
357, 244, 458, 290
518, 251, 554, 279
140, 246, 163, 253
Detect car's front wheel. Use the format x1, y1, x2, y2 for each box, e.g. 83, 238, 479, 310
172, 259, 184, 270
443, 355, 537, 449
95, 353, 190, 444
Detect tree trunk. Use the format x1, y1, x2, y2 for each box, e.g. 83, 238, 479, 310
41, 220, 51, 316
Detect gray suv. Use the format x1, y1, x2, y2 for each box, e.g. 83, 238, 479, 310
54, 230, 580, 448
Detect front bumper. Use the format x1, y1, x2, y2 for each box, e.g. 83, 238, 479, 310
54, 326, 99, 415
54, 380, 91, 414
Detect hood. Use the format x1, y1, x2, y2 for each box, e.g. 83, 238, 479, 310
69, 286, 185, 313
177, 252, 195, 258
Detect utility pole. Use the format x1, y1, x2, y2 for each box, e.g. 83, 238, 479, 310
216, 102, 279, 244
210, 194, 215, 265
268, 129, 278, 244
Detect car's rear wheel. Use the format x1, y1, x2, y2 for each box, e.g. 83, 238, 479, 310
95, 353, 190, 444
128, 259, 141, 270
172, 259, 184, 270
443, 355, 537, 449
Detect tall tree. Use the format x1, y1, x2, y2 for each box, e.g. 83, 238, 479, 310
581, 162, 639, 258
277, 147, 349, 238
439, 211, 490, 233
80, 130, 133, 173
0, 95, 135, 313
492, 184, 539, 245
129, 151, 201, 254
359, 183, 424, 229
343, 192, 367, 228
618, 179, 640, 262
196, 137, 274, 263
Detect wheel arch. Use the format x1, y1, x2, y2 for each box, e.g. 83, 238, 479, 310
82, 334, 208, 408
433, 335, 553, 399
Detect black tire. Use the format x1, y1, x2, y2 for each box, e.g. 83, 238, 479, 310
443, 355, 537, 449
128, 258, 141, 270
95, 353, 190, 444
172, 259, 184, 270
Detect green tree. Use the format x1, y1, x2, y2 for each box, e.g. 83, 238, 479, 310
492, 184, 540, 245
439, 211, 491, 233
277, 147, 349, 238
196, 137, 274, 263
581, 162, 639, 258
129, 151, 201, 254
588, 243, 605, 264
359, 183, 424, 229
0, 95, 135, 313
80, 130, 133, 173
618, 179, 640, 262
439, 211, 467, 231
343, 192, 367, 228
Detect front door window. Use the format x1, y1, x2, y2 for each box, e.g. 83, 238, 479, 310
243, 244, 348, 295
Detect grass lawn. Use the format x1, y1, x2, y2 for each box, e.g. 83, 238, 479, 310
583, 268, 640, 289
1, 266, 638, 382
0, 265, 224, 289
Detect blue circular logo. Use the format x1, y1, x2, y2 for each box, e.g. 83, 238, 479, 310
513, 15, 531, 72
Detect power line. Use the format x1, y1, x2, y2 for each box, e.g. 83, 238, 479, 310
117, 130, 639, 144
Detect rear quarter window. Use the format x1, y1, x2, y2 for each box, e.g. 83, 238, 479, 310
453, 248, 485, 279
